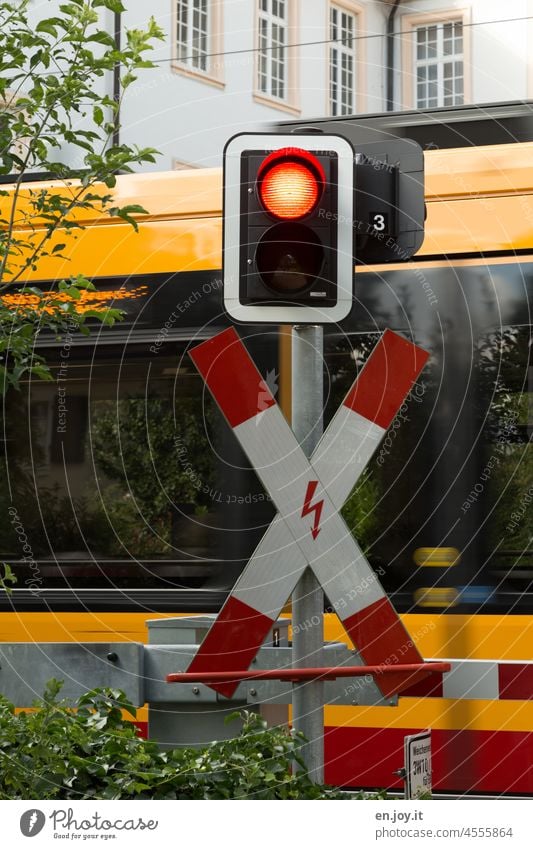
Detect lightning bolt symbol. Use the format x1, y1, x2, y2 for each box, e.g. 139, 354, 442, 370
301, 480, 324, 540
28, 812, 38, 833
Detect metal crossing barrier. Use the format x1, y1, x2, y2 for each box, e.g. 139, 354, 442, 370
166, 663, 450, 684
0, 616, 531, 750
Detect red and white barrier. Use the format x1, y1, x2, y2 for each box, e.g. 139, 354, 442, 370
404, 659, 533, 701
187, 327, 429, 698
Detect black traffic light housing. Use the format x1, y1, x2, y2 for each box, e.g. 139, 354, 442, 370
240, 147, 337, 306
223, 131, 425, 323
276, 118, 426, 268
223, 132, 355, 324
353, 138, 425, 265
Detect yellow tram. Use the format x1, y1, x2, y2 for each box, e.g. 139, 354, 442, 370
1, 128, 533, 793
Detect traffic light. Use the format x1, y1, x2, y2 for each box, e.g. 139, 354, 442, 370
223, 133, 355, 323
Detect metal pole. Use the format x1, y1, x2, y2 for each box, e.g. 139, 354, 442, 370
291, 324, 324, 783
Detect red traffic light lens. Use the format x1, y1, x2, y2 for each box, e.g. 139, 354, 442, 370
258, 148, 325, 220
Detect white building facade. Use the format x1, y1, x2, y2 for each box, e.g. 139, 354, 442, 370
31, 0, 533, 169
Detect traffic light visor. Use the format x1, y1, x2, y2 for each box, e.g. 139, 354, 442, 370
257, 147, 325, 220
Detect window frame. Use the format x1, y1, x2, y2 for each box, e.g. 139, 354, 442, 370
400, 7, 471, 110
528, 0, 533, 100
172, 0, 225, 88
0, 89, 29, 169
327, 0, 365, 117
253, 0, 300, 114
172, 158, 201, 170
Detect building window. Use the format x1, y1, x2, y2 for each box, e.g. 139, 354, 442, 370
0, 91, 28, 171
173, 1, 224, 85
329, 4, 357, 116
176, 0, 210, 72
257, 0, 288, 100
414, 19, 464, 108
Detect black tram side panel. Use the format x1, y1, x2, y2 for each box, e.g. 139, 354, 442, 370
2, 262, 532, 613
0, 270, 277, 610
277, 100, 533, 150
279, 100, 533, 615
4, 97, 533, 615
330, 260, 533, 615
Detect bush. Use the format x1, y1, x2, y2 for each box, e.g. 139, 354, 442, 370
0, 682, 357, 799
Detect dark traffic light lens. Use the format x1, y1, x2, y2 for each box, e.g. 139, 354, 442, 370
255, 223, 324, 293
257, 148, 325, 221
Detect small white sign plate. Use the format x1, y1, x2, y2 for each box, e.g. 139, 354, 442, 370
404, 730, 432, 799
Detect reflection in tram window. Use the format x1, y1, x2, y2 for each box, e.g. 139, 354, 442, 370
324, 317, 532, 612
0, 346, 273, 590
480, 327, 533, 592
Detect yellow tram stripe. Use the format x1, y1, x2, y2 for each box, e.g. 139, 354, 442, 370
325, 700, 533, 734
3, 612, 533, 661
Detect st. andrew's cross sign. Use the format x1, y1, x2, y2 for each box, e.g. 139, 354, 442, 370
186, 327, 429, 698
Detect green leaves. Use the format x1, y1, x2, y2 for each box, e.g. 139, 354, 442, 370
0, 682, 357, 799
108, 203, 148, 232
94, 0, 126, 13
93, 105, 104, 126
35, 20, 58, 38
0, 0, 164, 392
0, 563, 17, 593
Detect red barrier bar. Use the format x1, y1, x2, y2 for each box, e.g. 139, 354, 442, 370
166, 662, 450, 685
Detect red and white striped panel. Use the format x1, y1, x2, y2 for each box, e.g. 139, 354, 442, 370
187, 327, 428, 698
403, 659, 533, 700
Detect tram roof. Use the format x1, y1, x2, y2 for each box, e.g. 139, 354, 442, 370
277, 100, 533, 150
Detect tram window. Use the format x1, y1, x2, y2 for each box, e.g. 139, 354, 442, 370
479, 327, 533, 590
0, 344, 272, 590
323, 331, 436, 604
324, 322, 533, 611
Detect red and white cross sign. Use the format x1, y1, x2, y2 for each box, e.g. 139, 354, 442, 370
186, 327, 429, 698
